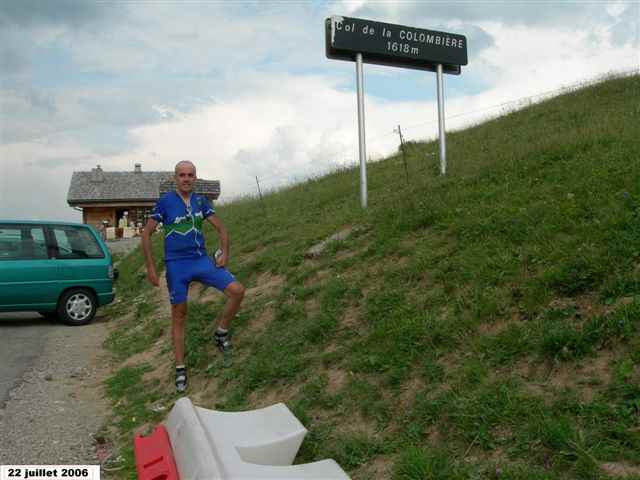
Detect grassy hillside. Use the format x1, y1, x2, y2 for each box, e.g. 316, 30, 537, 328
103, 74, 640, 479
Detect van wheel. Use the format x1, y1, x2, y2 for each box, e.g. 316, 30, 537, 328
57, 288, 97, 326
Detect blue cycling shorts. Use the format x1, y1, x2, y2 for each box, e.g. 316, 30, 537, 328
165, 256, 236, 305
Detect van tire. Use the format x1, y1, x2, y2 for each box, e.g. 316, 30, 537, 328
57, 288, 97, 326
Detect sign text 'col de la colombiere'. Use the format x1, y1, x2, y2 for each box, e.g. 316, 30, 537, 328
326, 16, 468, 74
325, 15, 469, 208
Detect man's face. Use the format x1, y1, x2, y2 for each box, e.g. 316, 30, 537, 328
175, 164, 197, 193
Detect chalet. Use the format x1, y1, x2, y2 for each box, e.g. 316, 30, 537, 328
67, 164, 221, 228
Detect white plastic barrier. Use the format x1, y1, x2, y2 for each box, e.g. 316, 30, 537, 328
165, 397, 350, 480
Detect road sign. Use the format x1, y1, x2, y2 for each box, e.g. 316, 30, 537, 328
326, 16, 467, 74
326, 15, 468, 208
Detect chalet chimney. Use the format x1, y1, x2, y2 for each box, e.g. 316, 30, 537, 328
91, 165, 104, 183
134, 163, 142, 173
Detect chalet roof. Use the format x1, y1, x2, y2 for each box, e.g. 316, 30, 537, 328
67, 165, 220, 206
159, 179, 220, 197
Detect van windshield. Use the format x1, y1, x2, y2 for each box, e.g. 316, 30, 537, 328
51, 226, 105, 259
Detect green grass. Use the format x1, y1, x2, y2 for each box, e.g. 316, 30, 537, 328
104, 74, 640, 479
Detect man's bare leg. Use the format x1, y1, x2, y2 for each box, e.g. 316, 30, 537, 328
171, 303, 188, 365
216, 281, 245, 330
171, 302, 188, 392
214, 281, 245, 367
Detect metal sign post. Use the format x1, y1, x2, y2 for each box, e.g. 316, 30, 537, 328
436, 63, 446, 175
326, 16, 468, 204
356, 53, 367, 208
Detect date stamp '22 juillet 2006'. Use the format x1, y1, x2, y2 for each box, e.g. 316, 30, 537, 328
0, 466, 100, 480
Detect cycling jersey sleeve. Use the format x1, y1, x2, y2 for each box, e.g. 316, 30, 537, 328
202, 197, 215, 218
150, 196, 166, 223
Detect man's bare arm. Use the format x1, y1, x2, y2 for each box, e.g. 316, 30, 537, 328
141, 218, 160, 286
206, 215, 229, 267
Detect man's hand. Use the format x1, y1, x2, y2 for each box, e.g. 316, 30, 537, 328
147, 267, 160, 287
216, 251, 228, 268
206, 215, 230, 268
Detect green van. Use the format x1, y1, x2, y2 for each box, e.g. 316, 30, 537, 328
0, 220, 116, 325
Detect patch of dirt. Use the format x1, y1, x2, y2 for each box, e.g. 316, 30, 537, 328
326, 368, 348, 395
247, 382, 301, 409
199, 286, 224, 304
190, 376, 221, 406
236, 245, 267, 266
245, 272, 286, 299
305, 298, 321, 318
122, 337, 166, 370
547, 294, 614, 320
512, 359, 545, 382
352, 454, 394, 480
365, 262, 387, 280
189, 282, 207, 300
390, 255, 412, 269
334, 249, 359, 262
550, 353, 612, 391
477, 319, 510, 336
426, 426, 442, 443
603, 296, 635, 316
142, 353, 173, 384
157, 271, 170, 304
406, 273, 430, 298
334, 411, 378, 437
519, 351, 615, 403
397, 376, 426, 410
600, 461, 640, 477
303, 269, 331, 287
340, 306, 362, 329
437, 350, 459, 372
323, 342, 339, 354
548, 297, 580, 310
247, 304, 275, 334
399, 235, 419, 250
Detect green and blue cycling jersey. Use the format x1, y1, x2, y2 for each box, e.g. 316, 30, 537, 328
150, 191, 215, 262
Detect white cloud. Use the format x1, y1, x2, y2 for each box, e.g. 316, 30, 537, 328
0, 138, 95, 221
607, 1, 629, 18
331, 0, 370, 16
104, 74, 363, 199
332, 0, 617, 28
61, 3, 324, 76
92, 17, 637, 202
0, 2, 637, 221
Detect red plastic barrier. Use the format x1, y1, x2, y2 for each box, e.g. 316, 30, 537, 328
134, 425, 180, 480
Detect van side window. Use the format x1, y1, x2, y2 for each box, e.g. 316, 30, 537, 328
51, 227, 105, 259
0, 225, 48, 260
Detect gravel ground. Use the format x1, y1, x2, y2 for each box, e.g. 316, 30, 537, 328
0, 316, 113, 466
106, 237, 141, 256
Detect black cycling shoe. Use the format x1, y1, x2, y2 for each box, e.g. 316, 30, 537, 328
214, 332, 233, 368
175, 367, 187, 393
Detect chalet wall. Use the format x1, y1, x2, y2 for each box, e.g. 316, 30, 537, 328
84, 207, 116, 227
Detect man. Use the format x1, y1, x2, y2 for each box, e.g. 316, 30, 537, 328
142, 160, 245, 393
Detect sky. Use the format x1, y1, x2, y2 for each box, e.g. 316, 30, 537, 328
0, 0, 638, 222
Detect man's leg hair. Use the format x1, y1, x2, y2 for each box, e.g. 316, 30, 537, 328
217, 281, 245, 330
171, 303, 188, 365
213, 281, 244, 368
